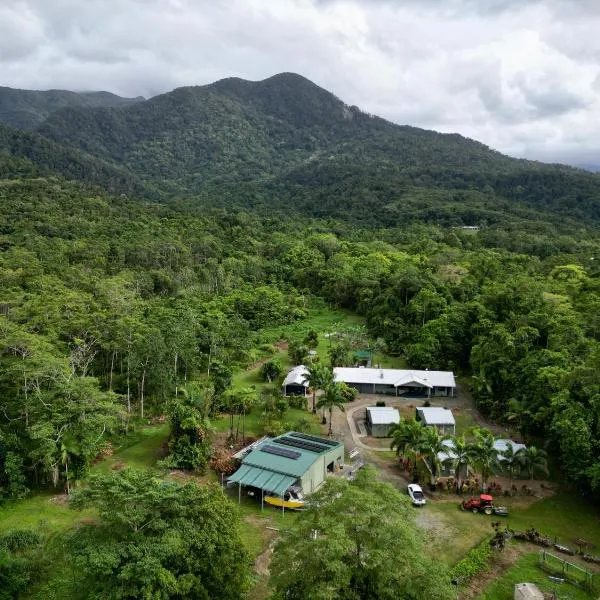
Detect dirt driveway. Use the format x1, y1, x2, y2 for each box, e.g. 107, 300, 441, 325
329, 385, 519, 492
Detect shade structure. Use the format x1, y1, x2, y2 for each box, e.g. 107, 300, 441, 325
228, 464, 297, 497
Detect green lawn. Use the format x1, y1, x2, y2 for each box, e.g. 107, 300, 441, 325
480, 552, 594, 600
212, 406, 324, 438
0, 492, 94, 533
425, 493, 600, 568
0, 424, 169, 536
90, 423, 170, 474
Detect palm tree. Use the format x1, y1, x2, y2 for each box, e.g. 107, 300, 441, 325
471, 428, 499, 491
500, 443, 525, 487
449, 435, 475, 493
390, 419, 426, 481
519, 446, 548, 481
418, 427, 450, 486
316, 382, 347, 436
303, 363, 333, 414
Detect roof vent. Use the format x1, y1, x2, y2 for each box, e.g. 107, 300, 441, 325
380, 370, 384, 378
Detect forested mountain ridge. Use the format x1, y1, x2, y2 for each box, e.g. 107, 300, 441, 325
28, 72, 600, 227
0, 124, 151, 196
0, 86, 143, 131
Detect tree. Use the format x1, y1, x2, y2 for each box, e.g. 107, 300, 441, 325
519, 446, 548, 481
418, 426, 450, 486
259, 359, 283, 383
471, 428, 499, 490
70, 469, 250, 599
316, 382, 348, 436
500, 444, 524, 487
163, 384, 212, 472
303, 363, 334, 414
303, 329, 319, 349
389, 419, 426, 482
328, 343, 352, 367
270, 467, 454, 600
448, 435, 474, 493
288, 341, 310, 365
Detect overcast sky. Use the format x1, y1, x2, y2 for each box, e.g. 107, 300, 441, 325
2, 0, 599, 165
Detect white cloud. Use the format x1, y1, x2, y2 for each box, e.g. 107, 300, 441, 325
1, 0, 600, 164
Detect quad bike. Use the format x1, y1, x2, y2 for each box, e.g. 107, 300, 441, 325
460, 494, 509, 516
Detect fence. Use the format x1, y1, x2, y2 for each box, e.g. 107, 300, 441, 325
538, 550, 597, 591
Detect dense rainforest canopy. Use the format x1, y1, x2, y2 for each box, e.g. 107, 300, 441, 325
1, 72, 600, 503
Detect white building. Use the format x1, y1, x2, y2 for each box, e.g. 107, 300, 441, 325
415, 406, 456, 435
366, 406, 400, 437
333, 367, 456, 397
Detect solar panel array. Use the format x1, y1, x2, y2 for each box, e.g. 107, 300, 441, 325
260, 444, 301, 460
277, 436, 327, 453
290, 432, 338, 447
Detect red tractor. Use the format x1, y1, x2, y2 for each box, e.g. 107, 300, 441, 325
461, 494, 495, 515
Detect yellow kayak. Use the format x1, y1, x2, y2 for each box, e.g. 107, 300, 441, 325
264, 496, 305, 510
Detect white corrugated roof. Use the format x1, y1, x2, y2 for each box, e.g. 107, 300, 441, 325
437, 438, 457, 462
366, 407, 400, 425
282, 365, 309, 387
494, 439, 526, 461
416, 407, 455, 425
334, 368, 455, 388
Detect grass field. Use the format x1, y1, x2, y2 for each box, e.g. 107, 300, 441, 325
480, 552, 594, 600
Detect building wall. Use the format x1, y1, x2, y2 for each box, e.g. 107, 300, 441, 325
371, 423, 393, 437
299, 446, 344, 493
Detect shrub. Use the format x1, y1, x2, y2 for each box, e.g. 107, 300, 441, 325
287, 395, 306, 409
449, 537, 493, 583
260, 344, 277, 354
0, 529, 41, 552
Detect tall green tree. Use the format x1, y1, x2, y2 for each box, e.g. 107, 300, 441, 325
304, 363, 334, 414
270, 467, 454, 600
70, 469, 250, 599
519, 446, 549, 481
316, 382, 348, 436
470, 428, 499, 490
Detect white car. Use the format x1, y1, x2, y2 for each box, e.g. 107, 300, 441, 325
407, 484, 426, 506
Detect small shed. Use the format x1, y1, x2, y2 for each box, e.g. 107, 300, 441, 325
366, 407, 400, 437
282, 365, 309, 396
416, 407, 456, 435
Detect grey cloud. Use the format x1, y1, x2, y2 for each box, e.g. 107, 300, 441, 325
1, 0, 600, 165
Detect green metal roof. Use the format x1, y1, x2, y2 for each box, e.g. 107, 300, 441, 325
228, 464, 297, 496
241, 434, 342, 477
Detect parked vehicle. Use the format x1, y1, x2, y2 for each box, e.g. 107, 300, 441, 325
408, 484, 426, 506
460, 493, 508, 515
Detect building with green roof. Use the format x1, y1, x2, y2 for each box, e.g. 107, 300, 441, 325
228, 432, 344, 501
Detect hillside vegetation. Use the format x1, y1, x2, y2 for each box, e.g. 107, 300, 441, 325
0, 86, 143, 131
1, 73, 600, 598
0, 73, 592, 227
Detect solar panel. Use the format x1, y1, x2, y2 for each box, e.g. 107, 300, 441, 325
260, 444, 301, 460
290, 432, 338, 447
277, 437, 327, 453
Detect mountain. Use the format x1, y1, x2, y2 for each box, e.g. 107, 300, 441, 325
0, 72, 596, 228
0, 86, 144, 131
0, 124, 149, 197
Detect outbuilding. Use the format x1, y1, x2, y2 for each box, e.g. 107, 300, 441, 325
494, 439, 526, 460
281, 365, 309, 396
366, 406, 400, 437
334, 368, 456, 397
416, 406, 456, 435
228, 432, 344, 505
